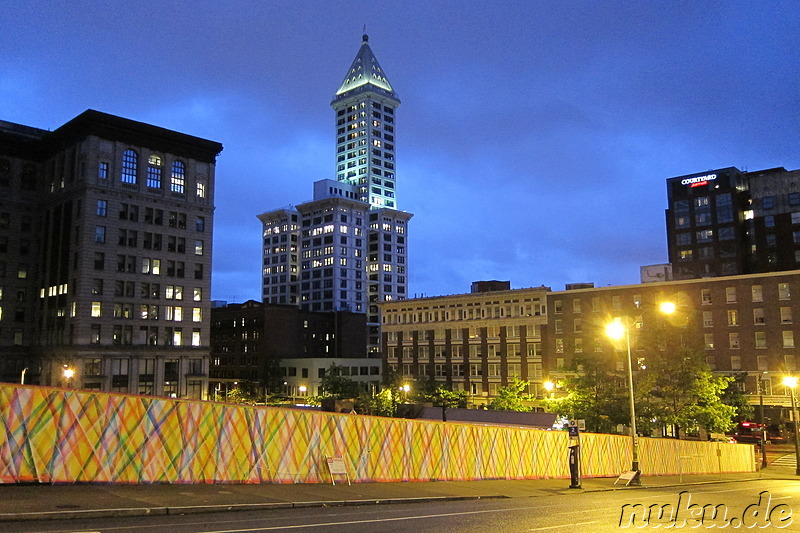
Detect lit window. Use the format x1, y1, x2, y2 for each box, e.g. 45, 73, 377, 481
91, 301, 102, 317
170, 161, 185, 193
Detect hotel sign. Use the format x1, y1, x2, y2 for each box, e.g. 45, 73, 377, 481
681, 173, 717, 188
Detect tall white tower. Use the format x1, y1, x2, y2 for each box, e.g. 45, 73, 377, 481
331, 34, 401, 209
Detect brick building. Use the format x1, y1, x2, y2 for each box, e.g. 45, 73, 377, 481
210, 300, 370, 399
381, 271, 800, 420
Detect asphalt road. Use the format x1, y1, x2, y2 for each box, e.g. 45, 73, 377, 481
5, 479, 800, 533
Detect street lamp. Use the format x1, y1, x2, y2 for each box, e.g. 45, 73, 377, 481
604, 301, 675, 486
781, 376, 800, 476
606, 318, 640, 485
298, 385, 307, 405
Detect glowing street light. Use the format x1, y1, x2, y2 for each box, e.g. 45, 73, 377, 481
62, 365, 75, 388
604, 301, 675, 486
399, 384, 410, 402
782, 376, 800, 476
606, 317, 640, 485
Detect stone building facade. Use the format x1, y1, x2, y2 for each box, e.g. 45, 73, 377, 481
0, 110, 222, 398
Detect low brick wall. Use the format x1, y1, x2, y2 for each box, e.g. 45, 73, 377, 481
0, 384, 754, 484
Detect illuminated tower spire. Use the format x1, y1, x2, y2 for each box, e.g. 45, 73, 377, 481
332, 33, 400, 209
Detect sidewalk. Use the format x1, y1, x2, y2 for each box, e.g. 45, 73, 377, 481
0, 468, 792, 523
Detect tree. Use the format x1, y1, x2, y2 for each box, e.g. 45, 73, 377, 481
635, 321, 737, 435
355, 388, 399, 417
318, 363, 360, 399
261, 357, 285, 396
544, 350, 630, 433
414, 379, 468, 421
224, 384, 261, 406
488, 377, 535, 412
720, 373, 755, 423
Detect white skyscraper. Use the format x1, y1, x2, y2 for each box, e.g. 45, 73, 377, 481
332, 33, 401, 209
258, 34, 412, 353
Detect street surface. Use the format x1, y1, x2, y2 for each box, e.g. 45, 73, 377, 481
5, 479, 799, 532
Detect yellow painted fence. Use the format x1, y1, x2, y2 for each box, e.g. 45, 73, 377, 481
0, 385, 755, 484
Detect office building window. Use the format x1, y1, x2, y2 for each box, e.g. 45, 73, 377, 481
171, 161, 185, 193
121, 150, 137, 184
147, 155, 162, 188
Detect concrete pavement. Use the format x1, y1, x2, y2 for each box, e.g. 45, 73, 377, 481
0, 465, 795, 523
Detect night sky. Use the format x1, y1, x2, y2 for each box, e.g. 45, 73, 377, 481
2, 1, 799, 302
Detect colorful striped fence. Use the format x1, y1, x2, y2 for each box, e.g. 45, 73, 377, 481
0, 384, 755, 484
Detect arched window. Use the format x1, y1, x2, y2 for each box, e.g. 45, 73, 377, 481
121, 150, 138, 184
147, 154, 162, 189
171, 161, 185, 194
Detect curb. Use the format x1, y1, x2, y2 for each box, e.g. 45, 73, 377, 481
0, 495, 508, 523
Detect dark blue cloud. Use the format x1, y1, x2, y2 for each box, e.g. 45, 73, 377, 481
2, 1, 798, 301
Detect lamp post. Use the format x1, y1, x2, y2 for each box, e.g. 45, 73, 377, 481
782, 376, 800, 476
604, 301, 675, 486
606, 318, 640, 485
757, 374, 768, 469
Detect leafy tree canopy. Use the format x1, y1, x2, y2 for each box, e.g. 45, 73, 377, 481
488, 377, 535, 412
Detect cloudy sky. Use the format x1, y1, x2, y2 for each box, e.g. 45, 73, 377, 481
2, 1, 799, 302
